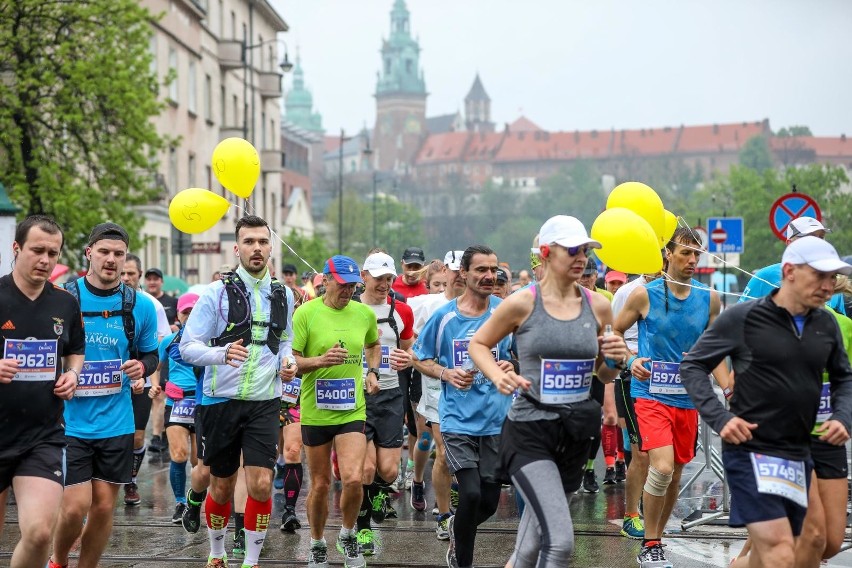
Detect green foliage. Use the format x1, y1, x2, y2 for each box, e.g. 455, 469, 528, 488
738, 136, 775, 173
0, 0, 168, 264
279, 229, 333, 275
776, 125, 813, 137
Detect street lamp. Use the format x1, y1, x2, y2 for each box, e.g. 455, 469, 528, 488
337, 128, 352, 255
361, 132, 378, 248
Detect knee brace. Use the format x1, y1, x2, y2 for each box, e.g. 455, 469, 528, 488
643, 465, 673, 497
417, 430, 433, 452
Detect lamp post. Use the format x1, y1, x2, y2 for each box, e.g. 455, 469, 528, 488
240, 38, 293, 215
337, 128, 352, 255
360, 132, 377, 248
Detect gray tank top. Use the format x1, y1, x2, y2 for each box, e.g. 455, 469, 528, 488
509, 283, 600, 422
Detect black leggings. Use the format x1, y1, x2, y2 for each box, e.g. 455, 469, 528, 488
454, 467, 502, 567
399, 368, 420, 437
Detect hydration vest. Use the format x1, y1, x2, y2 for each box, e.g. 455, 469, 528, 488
209, 272, 289, 355
65, 278, 137, 354
376, 296, 401, 348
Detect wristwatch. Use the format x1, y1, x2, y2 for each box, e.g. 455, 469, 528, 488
367, 367, 381, 377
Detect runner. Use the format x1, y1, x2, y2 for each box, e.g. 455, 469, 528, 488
179, 214, 297, 568
413, 245, 516, 568
293, 255, 380, 568
355, 252, 415, 555
0, 215, 84, 568
49, 222, 159, 568
392, 246, 428, 299
605, 270, 627, 295
614, 227, 731, 568
468, 215, 629, 567
682, 236, 852, 568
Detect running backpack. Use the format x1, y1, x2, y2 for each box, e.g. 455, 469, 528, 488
65, 277, 137, 353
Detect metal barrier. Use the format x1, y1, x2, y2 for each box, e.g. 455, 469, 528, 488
679, 417, 730, 530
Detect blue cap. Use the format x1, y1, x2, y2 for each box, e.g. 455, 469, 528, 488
323, 255, 363, 284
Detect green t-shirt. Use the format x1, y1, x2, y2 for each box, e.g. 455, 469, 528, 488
293, 297, 379, 426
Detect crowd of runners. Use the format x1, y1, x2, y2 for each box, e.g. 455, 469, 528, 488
0, 211, 851, 568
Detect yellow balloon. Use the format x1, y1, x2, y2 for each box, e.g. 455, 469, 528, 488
211, 137, 260, 198
169, 188, 230, 234
591, 208, 663, 274
606, 181, 665, 243
661, 209, 678, 246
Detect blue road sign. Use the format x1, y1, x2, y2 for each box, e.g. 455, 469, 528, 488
769, 192, 821, 242
707, 217, 744, 254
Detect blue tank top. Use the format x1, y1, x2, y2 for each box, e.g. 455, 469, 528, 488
632, 278, 711, 409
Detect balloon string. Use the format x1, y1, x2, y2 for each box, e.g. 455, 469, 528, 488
658, 272, 759, 301
231, 202, 318, 275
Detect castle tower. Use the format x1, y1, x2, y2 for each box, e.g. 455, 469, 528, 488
373, 0, 427, 172
284, 50, 324, 134
464, 73, 493, 133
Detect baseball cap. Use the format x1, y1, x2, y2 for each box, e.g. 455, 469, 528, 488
538, 215, 601, 250
582, 257, 598, 277
282, 263, 298, 274
87, 222, 129, 247
401, 247, 426, 265
786, 216, 829, 240
363, 252, 397, 278
605, 270, 627, 284
323, 255, 363, 284
496, 267, 509, 284
144, 268, 163, 279
312, 273, 324, 287
443, 250, 464, 271
781, 236, 852, 275
177, 292, 200, 313
301, 271, 312, 280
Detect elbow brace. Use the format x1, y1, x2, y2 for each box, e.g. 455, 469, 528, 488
643, 465, 673, 497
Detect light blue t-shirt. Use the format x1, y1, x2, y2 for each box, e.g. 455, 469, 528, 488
64, 279, 159, 439
159, 332, 199, 406
413, 296, 513, 436
740, 262, 846, 315
633, 278, 711, 410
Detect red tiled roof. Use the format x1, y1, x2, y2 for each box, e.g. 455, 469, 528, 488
463, 132, 504, 161
676, 121, 767, 153
494, 130, 613, 162
415, 132, 469, 164
324, 136, 341, 154
509, 116, 542, 132
771, 136, 852, 158
613, 127, 679, 156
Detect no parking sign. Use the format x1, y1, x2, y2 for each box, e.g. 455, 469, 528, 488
769, 192, 821, 242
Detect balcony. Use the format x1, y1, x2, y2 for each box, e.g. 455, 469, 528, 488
219, 126, 243, 140
218, 40, 243, 70
257, 71, 282, 99
261, 150, 284, 172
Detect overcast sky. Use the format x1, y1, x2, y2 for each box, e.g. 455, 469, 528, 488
272, 0, 851, 138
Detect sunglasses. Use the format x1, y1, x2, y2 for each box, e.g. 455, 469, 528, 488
565, 244, 591, 257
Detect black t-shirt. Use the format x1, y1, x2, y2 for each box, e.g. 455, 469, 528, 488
0, 275, 86, 456
156, 293, 178, 325
681, 294, 852, 460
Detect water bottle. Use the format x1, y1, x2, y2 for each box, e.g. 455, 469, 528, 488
459, 358, 477, 391
603, 324, 620, 369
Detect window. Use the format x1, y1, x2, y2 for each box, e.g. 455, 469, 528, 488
149, 34, 157, 76
270, 118, 275, 149
188, 153, 196, 187
220, 86, 226, 124
230, 11, 236, 39
258, 35, 263, 69
168, 48, 178, 103
187, 60, 197, 114
168, 146, 178, 192
261, 111, 266, 149
232, 95, 238, 128
218, 0, 224, 37
204, 74, 212, 121
268, 46, 274, 72
205, 165, 212, 189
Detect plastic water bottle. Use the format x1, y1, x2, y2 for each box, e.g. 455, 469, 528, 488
603, 324, 620, 369
459, 358, 477, 391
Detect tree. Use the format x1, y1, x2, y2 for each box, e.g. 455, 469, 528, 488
0, 1, 168, 263
279, 229, 333, 275
738, 136, 775, 173
776, 125, 813, 137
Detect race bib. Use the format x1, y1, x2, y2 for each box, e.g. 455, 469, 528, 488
362, 346, 391, 371
649, 361, 685, 395
169, 398, 196, 424
750, 453, 808, 508
315, 378, 356, 410
451, 339, 498, 369
282, 377, 302, 405
76, 359, 123, 397
540, 359, 595, 404
4, 339, 58, 382
817, 383, 832, 423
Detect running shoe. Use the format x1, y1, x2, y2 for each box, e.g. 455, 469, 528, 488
615, 460, 627, 482
446, 515, 458, 568
637, 543, 673, 568
432, 503, 439, 515
47, 559, 67, 568
389, 470, 403, 493
336, 532, 366, 568
273, 464, 286, 490
582, 469, 599, 493
410, 481, 427, 511
356, 528, 377, 556
124, 482, 141, 506
171, 503, 188, 524
603, 467, 616, 485
404, 468, 414, 490
621, 515, 645, 539
205, 555, 228, 568
232, 528, 246, 557
307, 540, 329, 568
385, 499, 398, 519
281, 506, 301, 532
182, 489, 204, 533
371, 490, 389, 523
436, 513, 451, 540
331, 450, 341, 481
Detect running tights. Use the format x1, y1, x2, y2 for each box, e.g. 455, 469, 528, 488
454, 468, 502, 567
510, 460, 575, 568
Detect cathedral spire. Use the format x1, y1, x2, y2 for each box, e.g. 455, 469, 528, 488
376, 0, 426, 96
284, 47, 323, 133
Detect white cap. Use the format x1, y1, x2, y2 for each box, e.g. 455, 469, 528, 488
538, 215, 601, 250
363, 252, 397, 278
786, 216, 829, 240
443, 250, 464, 271
782, 236, 852, 275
